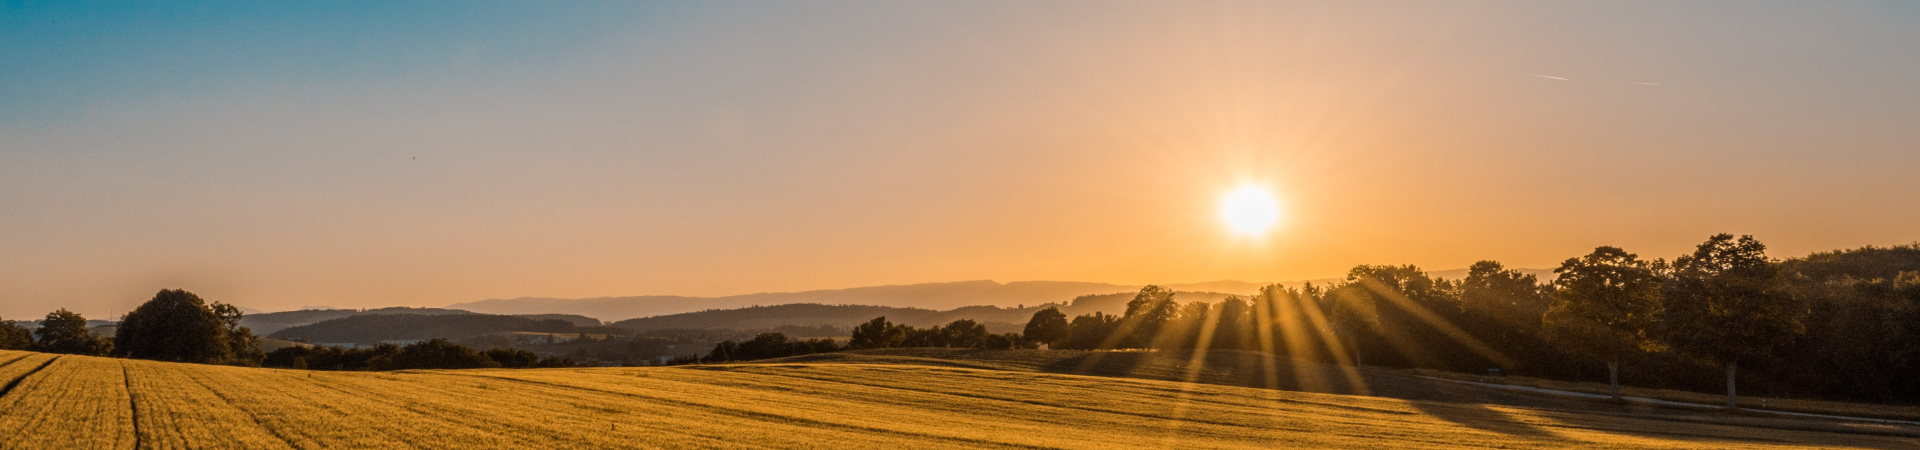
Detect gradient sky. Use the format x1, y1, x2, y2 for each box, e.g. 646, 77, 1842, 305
5, 1, 1919, 319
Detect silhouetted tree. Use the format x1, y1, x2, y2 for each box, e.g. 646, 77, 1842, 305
483, 347, 542, 368
397, 338, 500, 369
211, 302, 264, 366
704, 340, 738, 363
900, 325, 947, 348
1213, 296, 1251, 351
1057, 312, 1119, 350
994, 333, 1036, 349
34, 309, 111, 355
1543, 246, 1665, 399
1121, 285, 1180, 349
116, 289, 248, 364
849, 316, 905, 349
735, 333, 794, 360
1022, 308, 1069, 348
942, 319, 989, 348
1460, 261, 1554, 369
0, 318, 30, 350
1665, 234, 1807, 408
1326, 285, 1379, 367
1166, 301, 1212, 349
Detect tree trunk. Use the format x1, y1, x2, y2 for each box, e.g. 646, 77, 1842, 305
1726, 360, 1738, 409
1354, 343, 1362, 369
1352, 335, 1363, 369
1607, 359, 1620, 400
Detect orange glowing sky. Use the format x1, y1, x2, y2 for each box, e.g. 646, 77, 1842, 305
4, 2, 1919, 318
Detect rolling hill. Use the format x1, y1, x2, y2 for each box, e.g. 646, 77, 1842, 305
240, 308, 602, 337
267, 314, 578, 345
0, 349, 1905, 449
449, 271, 1555, 322
609, 291, 1245, 334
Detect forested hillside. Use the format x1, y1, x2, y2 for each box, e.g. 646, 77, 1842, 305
608, 292, 1242, 334
268, 314, 576, 345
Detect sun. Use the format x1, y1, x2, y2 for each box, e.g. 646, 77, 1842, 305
1221, 186, 1281, 235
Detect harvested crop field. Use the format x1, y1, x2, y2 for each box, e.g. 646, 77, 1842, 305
1, 349, 1915, 449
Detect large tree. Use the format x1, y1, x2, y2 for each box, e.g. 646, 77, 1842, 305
115, 289, 252, 364
1121, 285, 1180, 349
1022, 307, 1069, 348
1665, 234, 1806, 408
34, 309, 112, 355
1543, 246, 1665, 399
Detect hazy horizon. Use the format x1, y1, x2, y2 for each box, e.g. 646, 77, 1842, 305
6, 2, 1919, 319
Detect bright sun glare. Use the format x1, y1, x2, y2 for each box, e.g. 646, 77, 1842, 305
1221, 186, 1281, 235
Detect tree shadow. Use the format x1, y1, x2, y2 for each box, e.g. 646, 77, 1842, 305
1408, 401, 1561, 438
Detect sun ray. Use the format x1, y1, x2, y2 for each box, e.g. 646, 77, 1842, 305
1355, 277, 1517, 368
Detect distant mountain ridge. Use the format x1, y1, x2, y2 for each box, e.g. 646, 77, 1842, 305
449, 270, 1555, 321
608, 290, 1249, 334
451, 280, 1247, 322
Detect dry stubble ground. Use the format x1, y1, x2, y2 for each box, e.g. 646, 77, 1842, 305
1, 349, 1916, 449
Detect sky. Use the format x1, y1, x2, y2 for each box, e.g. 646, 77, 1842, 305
4, 1, 1919, 318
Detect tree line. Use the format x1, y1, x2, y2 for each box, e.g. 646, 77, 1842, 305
0, 289, 588, 371
679, 318, 1040, 364
648, 234, 1920, 408
1004, 235, 1920, 407
0, 290, 262, 365
262, 339, 583, 370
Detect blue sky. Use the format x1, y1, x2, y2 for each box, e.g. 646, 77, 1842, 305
1, 1, 667, 124
4, 1, 1920, 318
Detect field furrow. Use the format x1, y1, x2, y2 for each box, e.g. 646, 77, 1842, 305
0, 352, 58, 399
121, 360, 296, 450
2, 351, 1916, 450
0, 356, 136, 450
427, 369, 1015, 449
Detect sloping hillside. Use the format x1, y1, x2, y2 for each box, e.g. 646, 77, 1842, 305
449, 271, 1554, 322
0, 350, 1906, 449
242, 308, 602, 336
609, 291, 1245, 334
267, 314, 576, 345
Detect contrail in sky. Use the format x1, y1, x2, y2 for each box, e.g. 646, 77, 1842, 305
1637, 82, 1661, 86
1531, 74, 1569, 81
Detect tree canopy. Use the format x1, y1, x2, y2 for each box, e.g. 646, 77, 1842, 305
34, 309, 111, 356
1542, 246, 1664, 398
115, 289, 249, 364
1665, 234, 1806, 407
1021, 307, 1069, 347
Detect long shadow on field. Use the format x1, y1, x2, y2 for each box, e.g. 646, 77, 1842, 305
738, 349, 1920, 445
1407, 401, 1559, 439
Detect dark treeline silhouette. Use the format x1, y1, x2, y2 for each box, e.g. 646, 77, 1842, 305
262, 338, 583, 370
678, 318, 1038, 365
848, 317, 1033, 350
699, 333, 842, 363
0, 290, 265, 366
0, 308, 115, 355
1010, 235, 1920, 406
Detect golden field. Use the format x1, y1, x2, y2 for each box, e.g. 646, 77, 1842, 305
1, 349, 1916, 449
